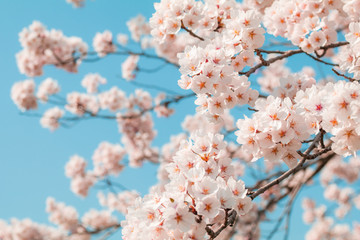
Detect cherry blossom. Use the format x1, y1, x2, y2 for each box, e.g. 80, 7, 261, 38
81, 73, 107, 93
37, 78, 60, 102
40, 107, 64, 131
11, 79, 37, 111
93, 31, 117, 57
121, 55, 139, 81
16, 21, 88, 77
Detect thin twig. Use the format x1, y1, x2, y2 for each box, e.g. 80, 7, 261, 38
305, 53, 338, 66
250, 131, 324, 200
180, 20, 205, 41
332, 68, 358, 82
243, 42, 349, 77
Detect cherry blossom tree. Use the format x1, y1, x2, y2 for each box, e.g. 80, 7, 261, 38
3, 0, 360, 239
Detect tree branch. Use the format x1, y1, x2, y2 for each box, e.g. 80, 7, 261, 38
242, 42, 349, 77
250, 131, 325, 200
180, 20, 205, 41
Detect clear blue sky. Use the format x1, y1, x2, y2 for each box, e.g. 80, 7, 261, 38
0, 0, 357, 239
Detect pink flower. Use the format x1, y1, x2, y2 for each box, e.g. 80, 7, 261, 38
37, 78, 60, 102
163, 204, 196, 232
81, 73, 107, 93
121, 55, 139, 81
93, 31, 116, 57
40, 107, 64, 131
235, 196, 253, 216
196, 195, 221, 219
11, 79, 37, 111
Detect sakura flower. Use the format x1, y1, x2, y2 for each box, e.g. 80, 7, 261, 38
121, 55, 139, 81
93, 31, 116, 57
40, 107, 64, 131
81, 73, 107, 94
37, 78, 60, 102
196, 195, 221, 219
82, 210, 117, 230
235, 196, 253, 216
163, 204, 196, 232
11, 79, 37, 111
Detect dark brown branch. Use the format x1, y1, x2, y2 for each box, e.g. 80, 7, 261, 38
243, 42, 349, 77
332, 68, 358, 82
255, 49, 270, 66
256, 49, 286, 54
248, 107, 258, 112
319, 41, 349, 50
205, 209, 237, 239
305, 53, 338, 66
250, 131, 325, 200
243, 49, 303, 77
315, 41, 349, 58
297, 145, 332, 160
180, 20, 205, 41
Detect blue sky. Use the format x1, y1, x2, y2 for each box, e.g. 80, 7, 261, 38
0, 0, 357, 239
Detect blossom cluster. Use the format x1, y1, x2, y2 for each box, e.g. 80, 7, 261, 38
98, 86, 127, 112
121, 131, 253, 239
258, 63, 316, 100
0, 196, 119, 240
153, 93, 175, 117
65, 92, 99, 116
47, 197, 118, 237
316, 155, 360, 219
0, 218, 68, 240
263, 0, 339, 53
11, 79, 37, 111
46, 197, 79, 232
302, 198, 360, 240
121, 55, 139, 81
93, 31, 117, 57
37, 78, 60, 102
81, 73, 107, 93
17, 21, 88, 77
116, 112, 158, 167
127, 15, 151, 42
321, 156, 360, 185
236, 80, 360, 168
174, 16, 264, 122
40, 107, 65, 131
11, 78, 62, 112
98, 191, 140, 214
65, 141, 126, 197
236, 96, 312, 168
295, 80, 360, 156
335, 22, 360, 79
81, 209, 117, 230
92, 141, 126, 177
65, 155, 96, 197
12, 74, 161, 170
178, 42, 259, 123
